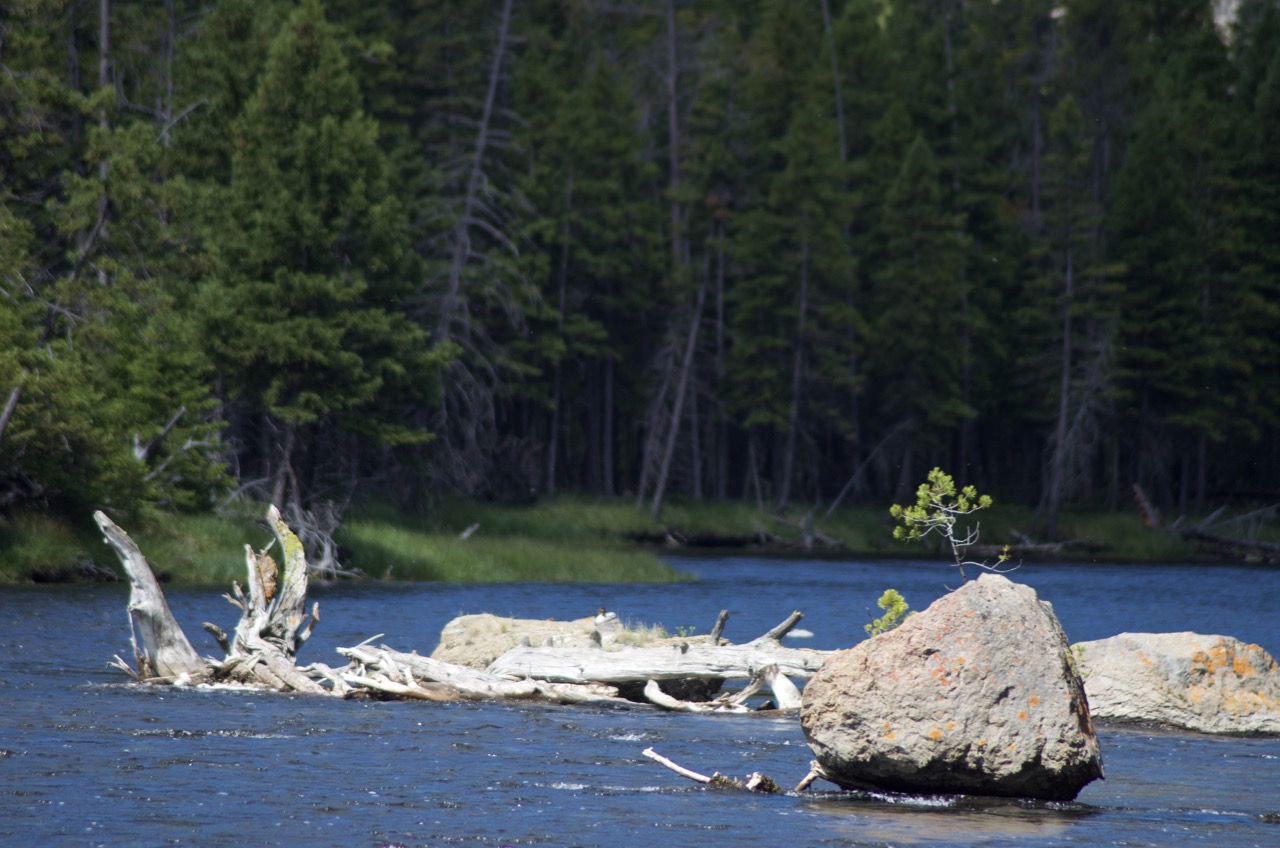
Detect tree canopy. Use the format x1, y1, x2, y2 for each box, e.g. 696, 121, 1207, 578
1, 0, 1277, 528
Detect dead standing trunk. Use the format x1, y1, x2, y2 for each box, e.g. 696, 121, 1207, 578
209, 505, 324, 692
437, 0, 513, 343
546, 169, 573, 497
650, 282, 707, 520
777, 238, 809, 512
96, 510, 207, 682
0, 386, 21, 445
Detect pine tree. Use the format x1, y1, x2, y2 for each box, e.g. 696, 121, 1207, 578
1108, 87, 1203, 505
866, 134, 971, 499
198, 0, 443, 511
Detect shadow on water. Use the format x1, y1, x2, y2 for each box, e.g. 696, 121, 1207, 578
803, 790, 1099, 845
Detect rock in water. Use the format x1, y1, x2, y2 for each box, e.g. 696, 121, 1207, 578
1073, 632, 1280, 735
800, 574, 1103, 800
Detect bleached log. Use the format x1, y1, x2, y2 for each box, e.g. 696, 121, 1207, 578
341, 672, 461, 701
643, 747, 716, 783
487, 612, 830, 685
642, 747, 783, 793
338, 644, 630, 705
95, 511, 208, 682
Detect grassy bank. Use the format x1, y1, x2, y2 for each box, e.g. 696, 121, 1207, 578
1, 494, 1271, 585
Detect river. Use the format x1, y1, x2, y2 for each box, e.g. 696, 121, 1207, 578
2, 556, 1278, 847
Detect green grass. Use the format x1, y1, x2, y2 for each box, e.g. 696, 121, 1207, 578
0, 511, 96, 583
0, 507, 264, 585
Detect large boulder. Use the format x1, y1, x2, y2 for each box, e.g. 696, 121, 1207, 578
1073, 632, 1280, 735
801, 574, 1103, 800
431, 614, 600, 669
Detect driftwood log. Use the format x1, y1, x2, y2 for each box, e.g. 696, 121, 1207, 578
99, 509, 825, 712
338, 643, 629, 705
487, 611, 830, 687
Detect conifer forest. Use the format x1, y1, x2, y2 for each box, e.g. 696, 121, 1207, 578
2, 0, 1278, 533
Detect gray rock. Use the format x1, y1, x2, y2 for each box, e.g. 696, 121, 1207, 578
801, 574, 1103, 800
1073, 632, 1280, 735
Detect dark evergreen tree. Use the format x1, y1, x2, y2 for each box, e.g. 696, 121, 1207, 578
197, 0, 446, 512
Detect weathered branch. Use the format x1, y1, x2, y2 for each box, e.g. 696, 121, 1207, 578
132, 405, 187, 462
758, 611, 804, 642
708, 609, 729, 644
0, 385, 20, 445
794, 760, 841, 792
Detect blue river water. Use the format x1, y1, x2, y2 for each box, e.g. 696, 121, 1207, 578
2, 556, 1278, 847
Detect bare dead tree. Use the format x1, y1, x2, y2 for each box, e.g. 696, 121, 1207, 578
649, 282, 707, 519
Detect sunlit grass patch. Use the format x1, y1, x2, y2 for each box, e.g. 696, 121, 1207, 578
132, 510, 268, 584
338, 518, 687, 582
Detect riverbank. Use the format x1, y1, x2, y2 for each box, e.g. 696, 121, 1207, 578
0, 495, 1272, 585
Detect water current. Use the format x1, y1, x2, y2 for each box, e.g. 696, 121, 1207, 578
2, 556, 1278, 847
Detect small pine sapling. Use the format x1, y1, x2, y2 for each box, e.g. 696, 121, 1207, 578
890, 467, 1013, 581
865, 588, 912, 636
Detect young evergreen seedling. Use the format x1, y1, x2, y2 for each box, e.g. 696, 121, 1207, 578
890, 467, 1013, 580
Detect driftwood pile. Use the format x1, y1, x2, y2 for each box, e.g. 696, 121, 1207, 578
97, 506, 826, 713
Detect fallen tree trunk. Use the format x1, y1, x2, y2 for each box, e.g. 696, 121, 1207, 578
338, 644, 629, 705
486, 612, 831, 685
1132, 487, 1280, 563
